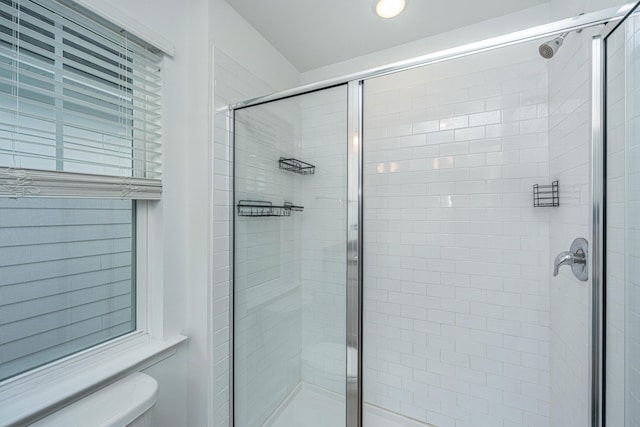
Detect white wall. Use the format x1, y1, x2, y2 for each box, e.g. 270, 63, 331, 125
362, 43, 551, 427
209, 0, 299, 93
77, 0, 210, 425
550, 0, 629, 19
299, 87, 349, 396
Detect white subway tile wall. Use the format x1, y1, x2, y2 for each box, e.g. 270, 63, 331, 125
547, 27, 597, 427
213, 49, 278, 427
233, 97, 304, 427
299, 86, 348, 395
363, 42, 552, 427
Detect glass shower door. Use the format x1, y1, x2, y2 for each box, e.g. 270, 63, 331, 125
605, 4, 640, 425
232, 85, 349, 427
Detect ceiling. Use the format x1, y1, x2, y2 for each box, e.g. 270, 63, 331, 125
225, 0, 549, 72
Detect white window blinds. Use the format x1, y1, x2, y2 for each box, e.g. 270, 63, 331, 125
0, 0, 162, 199
0, 197, 135, 381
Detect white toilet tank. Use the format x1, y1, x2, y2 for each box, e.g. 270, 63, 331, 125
31, 372, 159, 427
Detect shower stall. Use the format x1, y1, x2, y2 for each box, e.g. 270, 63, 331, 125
225, 2, 640, 426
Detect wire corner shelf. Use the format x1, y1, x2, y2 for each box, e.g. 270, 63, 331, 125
533, 181, 559, 207
279, 157, 315, 175
237, 200, 304, 217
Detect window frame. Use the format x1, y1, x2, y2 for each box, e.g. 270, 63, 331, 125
0, 199, 186, 426
0, 0, 149, 382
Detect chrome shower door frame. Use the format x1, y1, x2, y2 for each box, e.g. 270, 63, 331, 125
591, 32, 605, 427
593, 3, 640, 426
346, 80, 364, 427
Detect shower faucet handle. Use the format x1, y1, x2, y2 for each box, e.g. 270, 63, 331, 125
553, 251, 583, 275
553, 237, 588, 281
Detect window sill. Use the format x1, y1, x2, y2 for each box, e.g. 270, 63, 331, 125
0, 333, 188, 427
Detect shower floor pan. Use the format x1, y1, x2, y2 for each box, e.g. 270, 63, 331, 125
263, 382, 434, 427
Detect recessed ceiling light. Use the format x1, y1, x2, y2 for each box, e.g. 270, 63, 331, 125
375, 0, 406, 18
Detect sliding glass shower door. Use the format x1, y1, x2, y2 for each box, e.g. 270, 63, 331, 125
232, 85, 350, 427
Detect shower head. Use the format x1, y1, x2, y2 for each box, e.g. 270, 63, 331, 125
539, 15, 584, 59
539, 35, 565, 59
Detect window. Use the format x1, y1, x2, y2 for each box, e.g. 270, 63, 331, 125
0, 0, 162, 382
0, 198, 135, 381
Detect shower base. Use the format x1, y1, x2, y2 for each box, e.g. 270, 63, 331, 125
263, 382, 433, 427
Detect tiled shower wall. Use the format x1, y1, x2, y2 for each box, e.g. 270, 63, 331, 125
233, 98, 303, 427
213, 49, 281, 427
299, 87, 348, 395
362, 43, 552, 427
547, 26, 599, 427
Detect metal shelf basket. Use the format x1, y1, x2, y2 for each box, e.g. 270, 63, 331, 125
237, 200, 304, 217
533, 181, 559, 207
279, 157, 315, 175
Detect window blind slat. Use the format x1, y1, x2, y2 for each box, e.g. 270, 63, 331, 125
2, 293, 130, 345
0, 237, 132, 266
26, 0, 162, 62
0, 250, 131, 286
0, 129, 161, 158
0, 279, 131, 325
0, 168, 161, 199
0, 146, 161, 176
0, 56, 160, 118
0, 62, 161, 110
0, 0, 163, 196
0, 135, 163, 167
0, 321, 132, 379
0, 302, 132, 363
0, 197, 134, 380
0, 153, 162, 180
0, 45, 162, 101
0, 32, 162, 101
0, 0, 162, 68
0, 223, 132, 247
2, 263, 132, 290
0, 16, 162, 84
0, 101, 162, 140
0, 72, 161, 125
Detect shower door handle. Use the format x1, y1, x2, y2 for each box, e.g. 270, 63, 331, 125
553, 237, 588, 281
